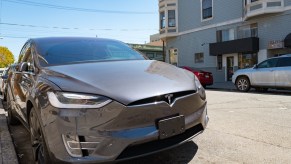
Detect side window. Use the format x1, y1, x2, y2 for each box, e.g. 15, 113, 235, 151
268, 58, 278, 68
18, 44, 29, 63
277, 57, 291, 67
257, 61, 268, 68
257, 59, 278, 68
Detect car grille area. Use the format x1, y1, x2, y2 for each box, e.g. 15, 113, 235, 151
116, 123, 204, 160
128, 90, 196, 106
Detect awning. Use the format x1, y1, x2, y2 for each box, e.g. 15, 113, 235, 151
209, 37, 259, 55
284, 33, 291, 48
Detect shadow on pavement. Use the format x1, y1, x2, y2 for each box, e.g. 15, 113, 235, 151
9, 124, 32, 164
118, 141, 198, 164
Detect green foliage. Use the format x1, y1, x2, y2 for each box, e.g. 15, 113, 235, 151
0, 46, 15, 68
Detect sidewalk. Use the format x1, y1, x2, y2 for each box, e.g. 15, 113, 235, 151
0, 102, 18, 164
206, 81, 236, 91
206, 81, 291, 94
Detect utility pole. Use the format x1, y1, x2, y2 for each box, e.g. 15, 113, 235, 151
162, 40, 165, 62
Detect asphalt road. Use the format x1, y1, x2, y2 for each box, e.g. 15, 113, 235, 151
5, 90, 291, 164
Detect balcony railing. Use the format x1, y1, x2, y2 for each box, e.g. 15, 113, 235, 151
244, 0, 284, 20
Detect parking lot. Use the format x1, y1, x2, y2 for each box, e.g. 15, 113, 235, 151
3, 90, 291, 163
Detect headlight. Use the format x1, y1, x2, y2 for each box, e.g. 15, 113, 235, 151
194, 75, 206, 100
47, 92, 112, 108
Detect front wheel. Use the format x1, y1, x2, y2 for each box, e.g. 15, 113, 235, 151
235, 77, 251, 92
29, 108, 51, 164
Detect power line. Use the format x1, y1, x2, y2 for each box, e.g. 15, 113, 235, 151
3, 0, 156, 15
0, 35, 150, 43
0, 35, 28, 39
0, 22, 158, 32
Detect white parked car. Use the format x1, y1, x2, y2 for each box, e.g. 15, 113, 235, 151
232, 55, 291, 92
0, 68, 7, 95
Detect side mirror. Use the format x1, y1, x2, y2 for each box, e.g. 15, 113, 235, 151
253, 64, 258, 69
19, 62, 28, 72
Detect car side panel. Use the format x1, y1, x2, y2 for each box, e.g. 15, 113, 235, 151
251, 68, 275, 86
275, 66, 291, 87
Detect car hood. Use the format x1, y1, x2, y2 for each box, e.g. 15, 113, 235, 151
42, 60, 196, 105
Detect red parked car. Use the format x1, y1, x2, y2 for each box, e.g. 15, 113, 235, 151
181, 66, 213, 88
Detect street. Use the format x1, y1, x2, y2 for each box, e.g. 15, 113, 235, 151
5, 90, 291, 163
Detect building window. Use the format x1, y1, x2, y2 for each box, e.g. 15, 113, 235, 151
216, 29, 235, 42
156, 53, 164, 61
250, 23, 258, 37
195, 53, 204, 63
237, 23, 258, 39
238, 53, 258, 69
146, 53, 154, 59
202, 0, 213, 20
168, 10, 176, 27
217, 55, 222, 70
160, 11, 165, 29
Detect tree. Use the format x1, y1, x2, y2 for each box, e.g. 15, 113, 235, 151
0, 46, 15, 68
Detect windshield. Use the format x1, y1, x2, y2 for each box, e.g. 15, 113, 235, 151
36, 39, 145, 66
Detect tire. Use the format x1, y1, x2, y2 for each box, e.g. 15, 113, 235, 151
6, 94, 20, 125
29, 108, 51, 164
235, 76, 251, 92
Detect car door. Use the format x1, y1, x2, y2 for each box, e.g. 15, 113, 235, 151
13, 43, 36, 122
251, 58, 278, 86
274, 57, 291, 87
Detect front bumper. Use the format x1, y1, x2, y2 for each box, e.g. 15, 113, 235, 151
39, 92, 208, 163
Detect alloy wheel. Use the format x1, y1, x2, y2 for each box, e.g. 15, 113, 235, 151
29, 109, 49, 164
236, 77, 250, 92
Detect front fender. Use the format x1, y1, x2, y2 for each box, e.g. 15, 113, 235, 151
25, 76, 62, 127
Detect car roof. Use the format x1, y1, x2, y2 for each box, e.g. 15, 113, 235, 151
280, 54, 291, 57
30, 37, 121, 45
269, 54, 291, 59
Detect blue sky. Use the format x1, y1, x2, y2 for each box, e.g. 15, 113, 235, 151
0, 0, 159, 60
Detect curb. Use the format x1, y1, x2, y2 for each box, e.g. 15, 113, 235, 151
0, 112, 19, 164
206, 87, 237, 92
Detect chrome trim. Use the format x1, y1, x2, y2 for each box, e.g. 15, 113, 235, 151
128, 93, 196, 107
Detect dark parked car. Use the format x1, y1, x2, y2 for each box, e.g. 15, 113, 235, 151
181, 66, 213, 88
0, 68, 7, 96
0, 68, 7, 95
0, 64, 18, 104
6, 37, 208, 164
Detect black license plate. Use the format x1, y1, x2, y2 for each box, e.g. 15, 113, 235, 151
158, 115, 185, 139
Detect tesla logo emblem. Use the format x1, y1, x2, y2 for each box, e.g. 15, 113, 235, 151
165, 94, 174, 105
